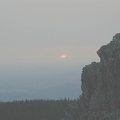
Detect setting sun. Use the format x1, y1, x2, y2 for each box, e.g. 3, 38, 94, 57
60, 55, 67, 58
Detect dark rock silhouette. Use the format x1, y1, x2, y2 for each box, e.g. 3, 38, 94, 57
80, 33, 120, 120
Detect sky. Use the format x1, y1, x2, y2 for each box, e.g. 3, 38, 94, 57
0, 0, 120, 101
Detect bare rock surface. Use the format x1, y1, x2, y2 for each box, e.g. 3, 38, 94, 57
80, 33, 120, 120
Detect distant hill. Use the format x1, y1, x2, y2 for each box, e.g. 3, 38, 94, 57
0, 82, 81, 102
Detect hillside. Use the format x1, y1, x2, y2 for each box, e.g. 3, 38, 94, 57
0, 99, 70, 120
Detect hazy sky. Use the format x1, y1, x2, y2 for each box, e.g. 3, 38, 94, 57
0, 0, 120, 101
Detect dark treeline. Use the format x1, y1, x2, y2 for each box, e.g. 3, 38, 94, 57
0, 98, 76, 120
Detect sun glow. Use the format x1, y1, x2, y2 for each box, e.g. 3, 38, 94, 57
60, 55, 67, 58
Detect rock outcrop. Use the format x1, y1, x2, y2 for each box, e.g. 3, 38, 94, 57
80, 33, 120, 120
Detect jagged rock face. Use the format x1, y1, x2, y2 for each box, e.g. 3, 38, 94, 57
81, 33, 120, 112
97, 33, 120, 64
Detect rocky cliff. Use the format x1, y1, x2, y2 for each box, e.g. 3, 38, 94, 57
80, 33, 120, 120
